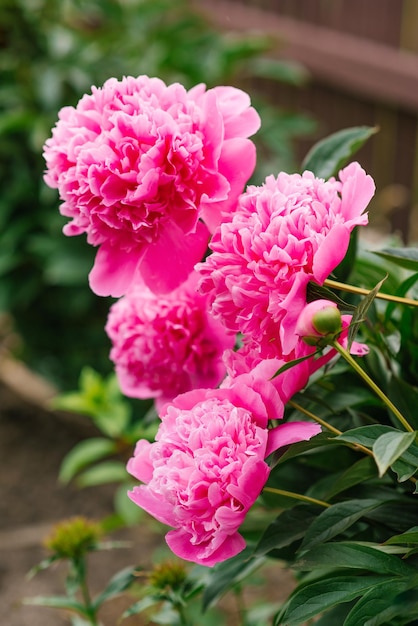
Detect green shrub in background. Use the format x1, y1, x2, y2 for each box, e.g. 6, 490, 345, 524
0, 0, 314, 388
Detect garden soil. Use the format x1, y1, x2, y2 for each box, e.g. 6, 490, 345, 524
0, 356, 296, 626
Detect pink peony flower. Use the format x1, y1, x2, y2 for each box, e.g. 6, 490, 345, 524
105, 272, 235, 409
197, 162, 375, 358
127, 383, 320, 566
43, 76, 260, 297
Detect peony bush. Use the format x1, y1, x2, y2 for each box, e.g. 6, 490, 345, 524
29, 75, 418, 626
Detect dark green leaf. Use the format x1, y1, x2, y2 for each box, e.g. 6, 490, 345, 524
255, 505, 320, 556
277, 575, 398, 625
373, 431, 416, 477
384, 272, 418, 323
344, 578, 418, 626
307, 281, 356, 311
300, 499, 381, 551
347, 275, 387, 349
59, 438, 117, 484
270, 348, 322, 378
324, 457, 377, 499
296, 542, 413, 576
388, 376, 418, 430
273, 432, 337, 465
202, 549, 264, 610
301, 126, 378, 179
385, 527, 418, 545
374, 247, 418, 272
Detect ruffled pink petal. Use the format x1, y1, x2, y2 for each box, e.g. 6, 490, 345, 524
126, 439, 154, 483
140, 220, 210, 293
211, 86, 261, 139
339, 162, 375, 221
89, 243, 143, 297
128, 485, 177, 527
166, 528, 246, 567
266, 421, 321, 458
200, 138, 257, 231
312, 224, 350, 284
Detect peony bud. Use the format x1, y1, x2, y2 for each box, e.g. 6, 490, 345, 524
296, 299, 342, 346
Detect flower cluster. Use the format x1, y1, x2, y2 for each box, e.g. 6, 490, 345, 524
44, 75, 375, 566
197, 163, 375, 359
127, 381, 320, 566
43, 75, 260, 296
105, 272, 234, 410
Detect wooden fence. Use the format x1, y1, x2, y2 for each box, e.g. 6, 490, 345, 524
194, 0, 418, 242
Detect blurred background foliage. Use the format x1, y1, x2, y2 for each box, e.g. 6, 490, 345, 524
0, 0, 315, 389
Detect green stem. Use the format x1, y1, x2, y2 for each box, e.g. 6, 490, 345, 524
74, 558, 98, 626
288, 400, 374, 458
288, 400, 342, 436
175, 603, 190, 626
263, 486, 330, 508
332, 341, 415, 434
324, 278, 418, 307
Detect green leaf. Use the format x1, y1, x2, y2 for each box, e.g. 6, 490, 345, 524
255, 505, 320, 556
372, 430, 416, 477
23, 595, 87, 615
273, 431, 337, 466
122, 596, 160, 619
385, 527, 418, 545
114, 482, 144, 526
391, 457, 417, 482
270, 348, 322, 378
202, 548, 264, 610
324, 457, 377, 499
92, 566, 141, 609
301, 126, 378, 179
76, 461, 128, 488
296, 542, 413, 576
307, 281, 356, 311
300, 499, 381, 551
374, 247, 418, 272
249, 57, 309, 86
343, 578, 418, 626
347, 275, 387, 349
336, 424, 398, 448
277, 575, 399, 625
59, 438, 117, 483
27, 555, 61, 579
388, 376, 418, 430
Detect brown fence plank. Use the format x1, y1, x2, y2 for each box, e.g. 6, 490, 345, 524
194, 0, 418, 112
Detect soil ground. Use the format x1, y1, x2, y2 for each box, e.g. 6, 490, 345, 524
0, 357, 296, 626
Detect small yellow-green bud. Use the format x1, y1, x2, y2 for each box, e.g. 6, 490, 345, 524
149, 560, 187, 591
43, 516, 102, 559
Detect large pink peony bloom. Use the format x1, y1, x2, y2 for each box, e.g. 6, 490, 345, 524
43, 76, 260, 296
105, 272, 235, 409
197, 162, 375, 358
127, 383, 320, 566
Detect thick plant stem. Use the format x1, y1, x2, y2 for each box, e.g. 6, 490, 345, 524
263, 487, 330, 508
324, 278, 418, 308
332, 341, 415, 434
